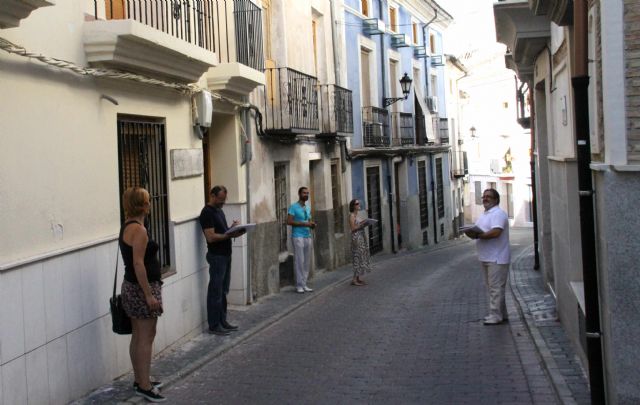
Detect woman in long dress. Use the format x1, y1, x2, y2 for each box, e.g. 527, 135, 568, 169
349, 199, 371, 286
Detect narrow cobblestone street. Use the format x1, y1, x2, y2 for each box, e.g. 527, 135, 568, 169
153, 229, 559, 404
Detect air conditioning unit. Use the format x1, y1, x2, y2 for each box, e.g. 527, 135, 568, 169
363, 18, 385, 35
426, 96, 438, 113
364, 122, 384, 138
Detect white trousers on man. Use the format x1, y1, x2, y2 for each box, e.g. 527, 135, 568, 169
481, 262, 509, 321
293, 237, 312, 288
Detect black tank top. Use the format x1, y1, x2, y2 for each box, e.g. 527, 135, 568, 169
119, 220, 162, 283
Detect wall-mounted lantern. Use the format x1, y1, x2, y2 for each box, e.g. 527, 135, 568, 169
383, 73, 412, 108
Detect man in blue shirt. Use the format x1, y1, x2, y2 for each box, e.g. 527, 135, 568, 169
287, 187, 316, 293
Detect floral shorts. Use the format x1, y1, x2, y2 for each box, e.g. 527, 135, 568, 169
121, 279, 163, 319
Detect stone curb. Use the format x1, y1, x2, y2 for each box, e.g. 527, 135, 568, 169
509, 247, 578, 405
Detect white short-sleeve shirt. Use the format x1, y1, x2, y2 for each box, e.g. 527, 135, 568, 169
475, 205, 511, 264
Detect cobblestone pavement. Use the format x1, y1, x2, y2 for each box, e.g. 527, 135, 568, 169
79, 229, 588, 404
510, 247, 591, 405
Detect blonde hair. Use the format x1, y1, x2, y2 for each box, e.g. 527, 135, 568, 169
123, 187, 149, 218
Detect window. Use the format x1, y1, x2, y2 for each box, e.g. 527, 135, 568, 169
389, 6, 398, 33
312, 19, 318, 76
331, 159, 343, 234
418, 161, 428, 229
488, 181, 496, 190
106, 0, 125, 19
360, 48, 372, 106
361, 0, 369, 17
263, 0, 272, 60
274, 163, 289, 252
117, 116, 171, 271
412, 22, 419, 44
436, 157, 444, 218
429, 32, 437, 54
506, 183, 514, 219
474, 181, 482, 205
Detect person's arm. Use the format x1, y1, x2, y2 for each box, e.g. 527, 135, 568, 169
287, 213, 315, 228
130, 225, 160, 311
349, 214, 364, 232
477, 227, 503, 240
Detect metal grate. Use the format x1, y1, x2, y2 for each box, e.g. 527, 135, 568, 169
117, 118, 171, 270
436, 157, 444, 219
366, 166, 383, 254
418, 160, 428, 229
274, 163, 288, 252
330, 160, 343, 234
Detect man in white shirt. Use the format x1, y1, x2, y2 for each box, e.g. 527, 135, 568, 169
464, 188, 511, 325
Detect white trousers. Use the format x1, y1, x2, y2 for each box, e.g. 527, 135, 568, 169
293, 237, 312, 288
481, 262, 509, 321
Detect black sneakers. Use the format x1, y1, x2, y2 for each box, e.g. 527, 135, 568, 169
133, 381, 164, 389
208, 325, 231, 336
134, 385, 166, 402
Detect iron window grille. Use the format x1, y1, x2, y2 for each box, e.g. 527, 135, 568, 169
274, 162, 288, 252
438, 118, 449, 144
117, 117, 171, 271
418, 160, 429, 230
366, 166, 383, 254
436, 157, 445, 219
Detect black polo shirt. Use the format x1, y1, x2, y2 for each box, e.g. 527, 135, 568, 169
199, 204, 231, 256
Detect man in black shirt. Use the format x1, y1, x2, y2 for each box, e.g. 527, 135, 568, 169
199, 185, 245, 335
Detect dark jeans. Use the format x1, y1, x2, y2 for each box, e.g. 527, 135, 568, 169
206, 252, 231, 329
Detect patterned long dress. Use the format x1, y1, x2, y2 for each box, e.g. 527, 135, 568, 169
351, 215, 371, 276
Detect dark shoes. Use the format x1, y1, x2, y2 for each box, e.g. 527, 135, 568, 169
221, 320, 238, 331
134, 385, 166, 402
134, 381, 163, 390
208, 325, 231, 336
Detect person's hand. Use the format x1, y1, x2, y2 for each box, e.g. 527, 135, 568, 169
464, 229, 479, 239
231, 220, 240, 227
145, 295, 161, 311
309, 221, 316, 229
229, 229, 246, 238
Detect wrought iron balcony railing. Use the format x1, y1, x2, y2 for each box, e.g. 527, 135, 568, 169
318, 85, 354, 136
93, 0, 264, 71
264, 67, 319, 134
391, 112, 414, 146
362, 106, 390, 147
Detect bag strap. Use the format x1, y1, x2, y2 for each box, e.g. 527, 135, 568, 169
112, 243, 120, 300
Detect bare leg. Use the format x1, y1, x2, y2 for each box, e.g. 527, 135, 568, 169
130, 317, 157, 390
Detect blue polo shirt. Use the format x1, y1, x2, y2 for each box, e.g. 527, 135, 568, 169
288, 202, 312, 238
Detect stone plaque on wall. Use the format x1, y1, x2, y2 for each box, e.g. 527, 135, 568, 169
170, 149, 204, 179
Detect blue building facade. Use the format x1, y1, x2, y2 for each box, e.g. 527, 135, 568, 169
342, 0, 454, 253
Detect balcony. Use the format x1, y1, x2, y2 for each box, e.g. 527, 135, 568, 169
390, 112, 414, 146
318, 85, 354, 137
528, 0, 572, 26
452, 151, 468, 178
207, 0, 265, 97
494, 0, 550, 81
263, 67, 319, 135
85, 1, 264, 86
362, 107, 390, 147
0, 0, 54, 29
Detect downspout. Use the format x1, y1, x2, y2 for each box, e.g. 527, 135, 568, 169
571, 1, 605, 403
527, 84, 540, 270
241, 103, 253, 304
329, 0, 340, 86
379, 0, 396, 253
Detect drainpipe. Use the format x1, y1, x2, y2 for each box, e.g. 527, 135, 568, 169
527, 86, 540, 270
241, 104, 253, 304
571, 0, 605, 403
329, 0, 341, 86
378, 0, 395, 253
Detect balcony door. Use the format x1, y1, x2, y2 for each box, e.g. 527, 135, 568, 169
106, 0, 125, 19
360, 49, 371, 107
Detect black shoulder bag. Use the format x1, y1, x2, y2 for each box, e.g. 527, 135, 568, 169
110, 245, 132, 335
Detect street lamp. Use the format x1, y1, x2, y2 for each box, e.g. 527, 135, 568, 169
383, 73, 412, 108
470, 126, 477, 138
